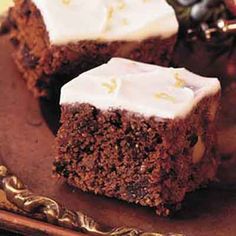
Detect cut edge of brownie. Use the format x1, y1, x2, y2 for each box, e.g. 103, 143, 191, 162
54, 91, 220, 216
4, 0, 177, 98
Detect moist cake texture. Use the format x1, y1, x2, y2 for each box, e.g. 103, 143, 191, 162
5, 0, 178, 97
54, 58, 221, 216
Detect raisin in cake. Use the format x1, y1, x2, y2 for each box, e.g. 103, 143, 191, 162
54, 58, 221, 216
5, 0, 178, 97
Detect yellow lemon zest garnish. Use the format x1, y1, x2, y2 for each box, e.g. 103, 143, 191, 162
121, 18, 128, 25
117, 0, 126, 10
62, 0, 71, 5
174, 72, 185, 88
154, 92, 176, 103
102, 78, 117, 94
107, 6, 114, 20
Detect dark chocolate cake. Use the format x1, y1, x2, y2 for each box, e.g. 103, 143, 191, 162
4, 0, 178, 97
54, 58, 221, 216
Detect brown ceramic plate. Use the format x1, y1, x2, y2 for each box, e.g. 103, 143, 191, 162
0, 35, 236, 236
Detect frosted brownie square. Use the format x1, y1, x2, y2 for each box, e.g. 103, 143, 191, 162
54, 58, 221, 216
5, 0, 178, 97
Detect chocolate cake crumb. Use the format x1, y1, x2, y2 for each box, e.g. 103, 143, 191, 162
54, 92, 220, 216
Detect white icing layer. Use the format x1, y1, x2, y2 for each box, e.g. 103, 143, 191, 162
32, 0, 178, 45
60, 58, 221, 119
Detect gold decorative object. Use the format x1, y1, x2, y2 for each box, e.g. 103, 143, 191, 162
187, 19, 236, 41
0, 165, 183, 236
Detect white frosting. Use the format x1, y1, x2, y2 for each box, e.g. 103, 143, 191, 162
31, 0, 178, 45
60, 58, 221, 119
